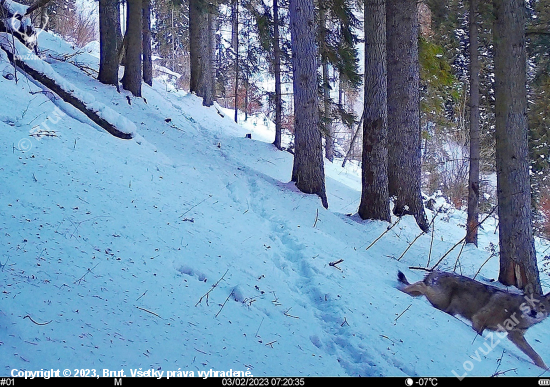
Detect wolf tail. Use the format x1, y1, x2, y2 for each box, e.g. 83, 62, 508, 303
397, 270, 410, 285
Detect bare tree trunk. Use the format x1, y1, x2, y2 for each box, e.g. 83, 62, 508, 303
466, 0, 480, 245
38, 4, 48, 29
231, 0, 238, 122
142, 0, 152, 86
99, 0, 120, 86
24, 0, 52, 16
208, 6, 216, 101
358, 0, 390, 222
189, 0, 214, 106
289, 0, 328, 209
319, 4, 333, 162
121, 0, 142, 97
387, 0, 428, 232
244, 75, 249, 121
494, 0, 541, 294
272, 0, 283, 150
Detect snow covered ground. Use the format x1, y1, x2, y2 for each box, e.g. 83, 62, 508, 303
1, 31, 550, 378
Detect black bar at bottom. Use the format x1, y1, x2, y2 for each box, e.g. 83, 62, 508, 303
0, 376, 548, 387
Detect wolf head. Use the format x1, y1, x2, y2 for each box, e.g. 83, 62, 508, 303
520, 292, 550, 324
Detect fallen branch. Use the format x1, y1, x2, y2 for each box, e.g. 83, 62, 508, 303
283, 307, 299, 319
136, 290, 148, 301
215, 290, 234, 318
255, 317, 264, 337
329, 259, 344, 270
0, 34, 135, 139
426, 208, 443, 267
430, 206, 497, 271
341, 107, 365, 168
393, 304, 411, 323
397, 231, 425, 262
74, 262, 100, 285
180, 194, 213, 219
195, 269, 229, 307
136, 306, 161, 319
407, 266, 433, 272
452, 240, 467, 272
473, 251, 498, 280
23, 314, 52, 325
313, 208, 319, 228
365, 217, 401, 251
398, 209, 441, 262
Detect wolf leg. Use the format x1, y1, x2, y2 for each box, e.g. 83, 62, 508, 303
507, 330, 548, 369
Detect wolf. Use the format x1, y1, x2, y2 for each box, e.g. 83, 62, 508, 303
397, 270, 550, 369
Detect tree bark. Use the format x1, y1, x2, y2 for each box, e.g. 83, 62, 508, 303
358, 0, 390, 222
231, 0, 238, 122
387, 0, 428, 232
142, 0, 152, 86
319, 4, 333, 162
121, 0, 142, 97
98, 0, 120, 86
494, 0, 541, 294
466, 0, 480, 245
289, 0, 328, 209
38, 4, 48, 29
272, 0, 283, 150
189, 0, 214, 106
24, 0, 52, 16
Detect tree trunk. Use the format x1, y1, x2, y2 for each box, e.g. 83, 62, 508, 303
98, 0, 120, 86
319, 4, 333, 162
38, 4, 48, 29
466, 0, 480, 245
24, 0, 52, 16
142, 0, 152, 86
494, 0, 541, 294
231, 0, 239, 122
386, 0, 428, 232
358, 0, 390, 222
289, 0, 328, 209
121, 0, 142, 97
189, 0, 214, 106
208, 6, 216, 101
272, 0, 283, 150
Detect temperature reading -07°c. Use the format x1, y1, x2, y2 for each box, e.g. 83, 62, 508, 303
417, 378, 438, 386
405, 378, 438, 387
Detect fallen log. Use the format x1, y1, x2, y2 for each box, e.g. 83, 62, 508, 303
0, 33, 135, 139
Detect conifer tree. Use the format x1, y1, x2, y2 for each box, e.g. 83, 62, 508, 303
289, 0, 328, 208
387, 0, 429, 232
122, 0, 143, 97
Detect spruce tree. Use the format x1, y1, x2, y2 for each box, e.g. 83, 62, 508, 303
494, 0, 541, 294
387, 0, 429, 232
122, 0, 143, 97
359, 0, 390, 222
289, 0, 328, 209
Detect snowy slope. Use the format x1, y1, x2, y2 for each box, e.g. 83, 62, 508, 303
1, 31, 550, 378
